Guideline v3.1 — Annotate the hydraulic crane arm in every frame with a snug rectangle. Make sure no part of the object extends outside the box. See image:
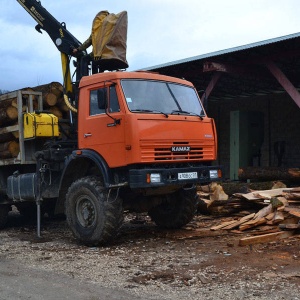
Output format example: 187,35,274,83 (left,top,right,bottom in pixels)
17,0,129,104
17,0,82,55
17,0,86,98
